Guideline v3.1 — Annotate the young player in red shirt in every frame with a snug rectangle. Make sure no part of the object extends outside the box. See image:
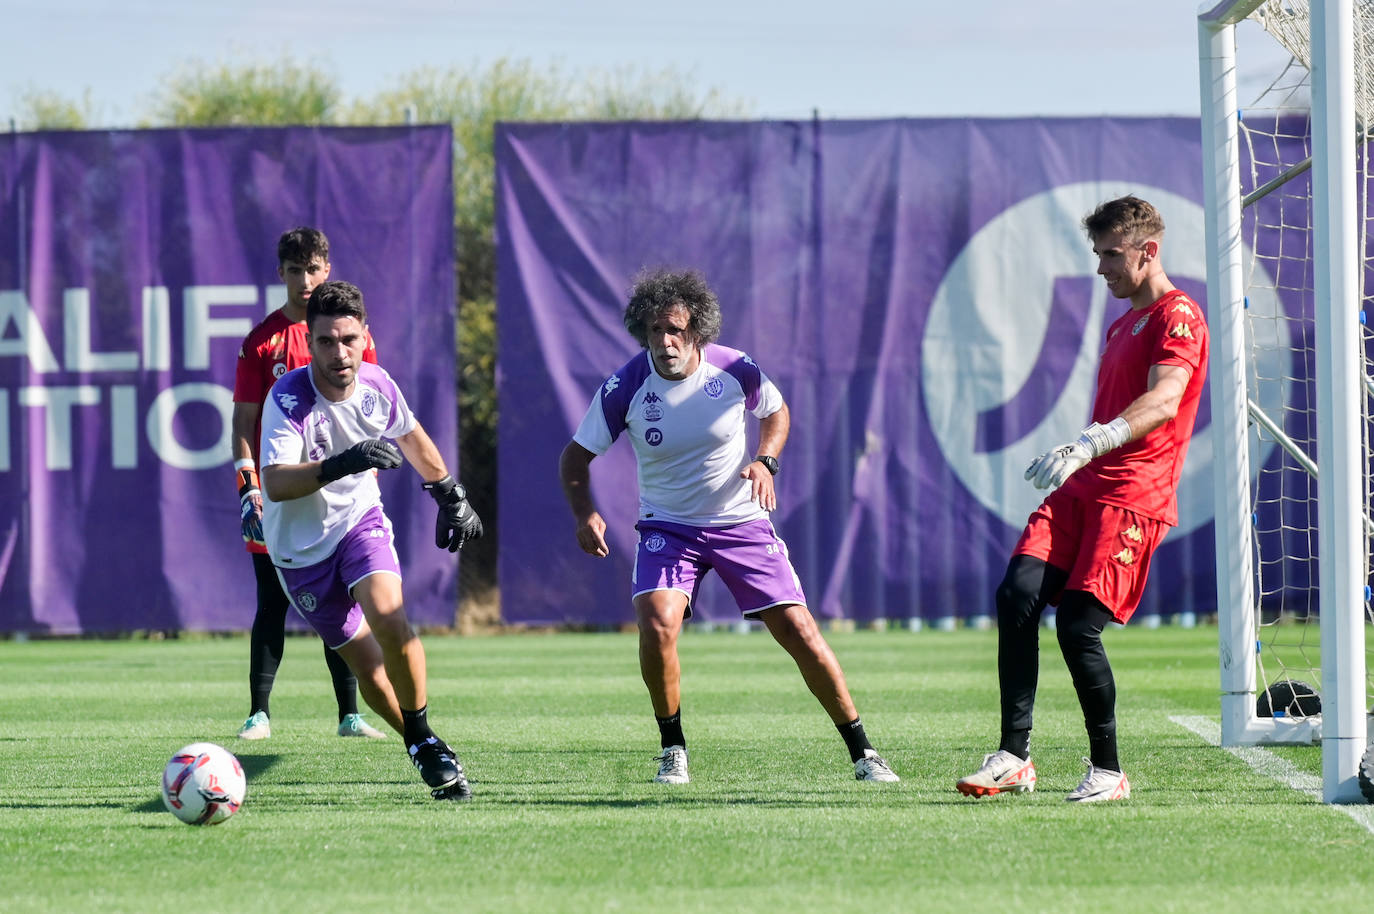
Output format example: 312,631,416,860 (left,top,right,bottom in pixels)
956,196,1209,802
231,226,384,741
